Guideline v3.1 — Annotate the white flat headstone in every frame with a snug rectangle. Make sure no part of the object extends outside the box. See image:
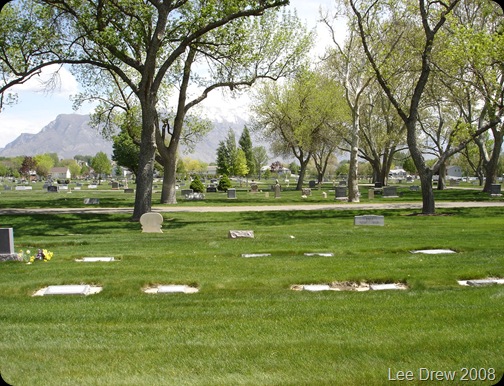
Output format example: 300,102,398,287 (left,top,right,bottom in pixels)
354,215,384,226
369,283,406,290
78,257,115,262
304,253,334,257
410,249,456,254
241,253,271,258
88,184,98,189
143,285,199,294
303,284,332,291
466,279,504,286
229,230,254,238
44,285,91,295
